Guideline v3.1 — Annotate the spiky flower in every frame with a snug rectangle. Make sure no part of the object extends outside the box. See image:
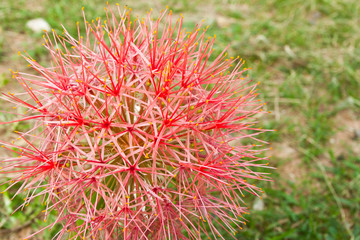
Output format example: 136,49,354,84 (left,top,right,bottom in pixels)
1,5,272,240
